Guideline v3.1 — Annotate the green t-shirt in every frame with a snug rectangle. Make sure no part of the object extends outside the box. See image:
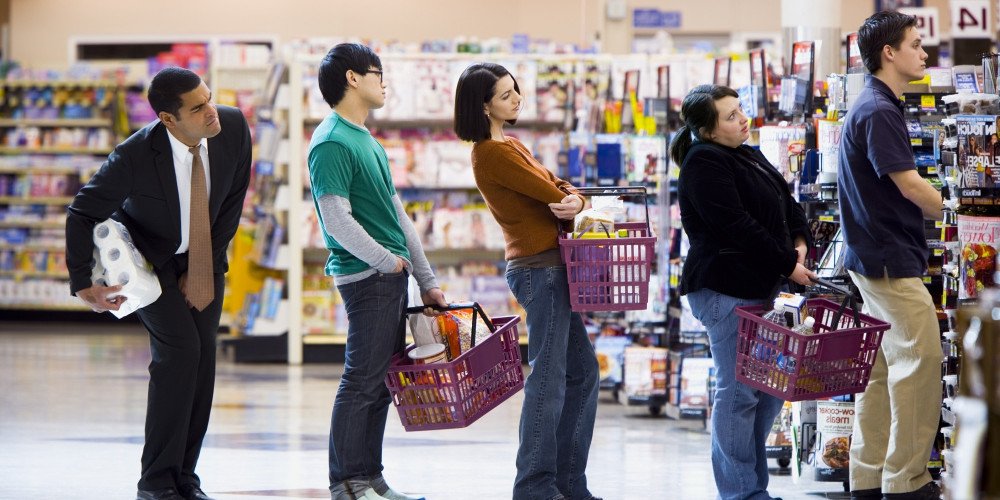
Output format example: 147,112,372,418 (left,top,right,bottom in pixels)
307,112,409,276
